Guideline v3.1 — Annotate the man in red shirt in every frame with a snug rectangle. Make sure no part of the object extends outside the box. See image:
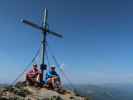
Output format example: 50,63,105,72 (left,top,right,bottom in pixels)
26,64,41,85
